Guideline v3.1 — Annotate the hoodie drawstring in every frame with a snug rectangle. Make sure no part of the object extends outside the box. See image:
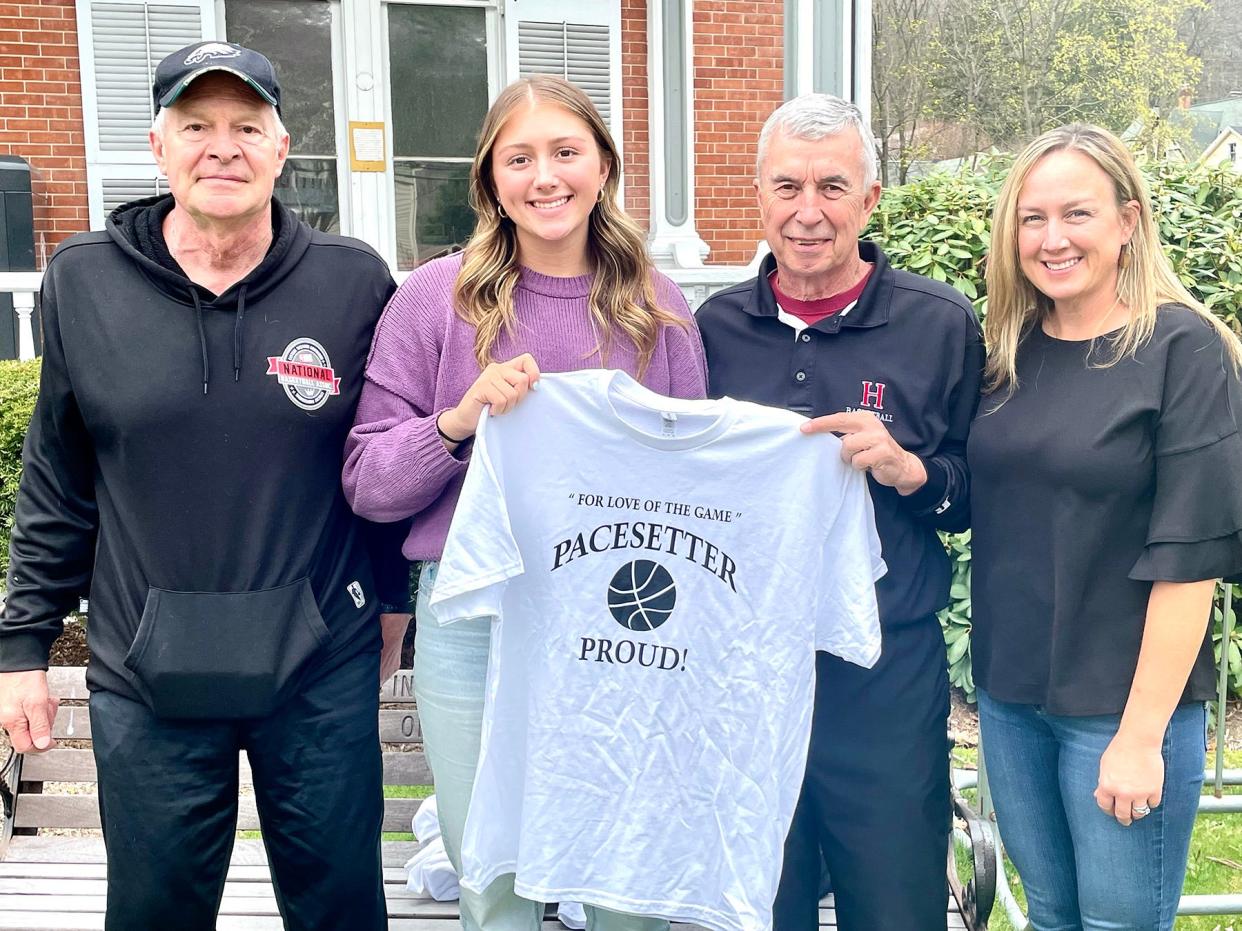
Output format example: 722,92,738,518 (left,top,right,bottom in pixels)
191,288,209,396
190,284,249,394
233,285,247,382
